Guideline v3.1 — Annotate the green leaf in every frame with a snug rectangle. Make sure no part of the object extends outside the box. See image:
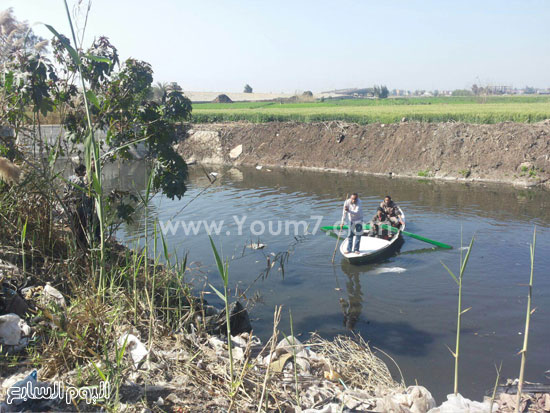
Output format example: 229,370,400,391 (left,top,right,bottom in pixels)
85,90,100,109
461,307,472,315
91,173,102,195
45,24,81,65
209,236,227,285
21,218,28,244
4,71,14,93
91,361,107,381
84,131,93,176
441,261,459,285
459,236,475,276
209,283,226,303
86,54,111,64
117,335,129,366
